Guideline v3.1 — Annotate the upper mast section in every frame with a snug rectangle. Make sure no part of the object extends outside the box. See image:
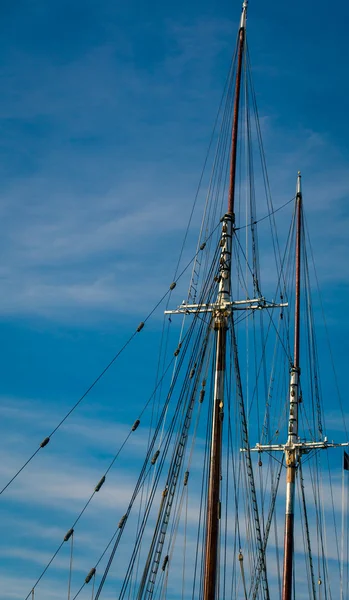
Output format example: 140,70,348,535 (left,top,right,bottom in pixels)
227,0,248,217
296,171,301,195
294,171,302,368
